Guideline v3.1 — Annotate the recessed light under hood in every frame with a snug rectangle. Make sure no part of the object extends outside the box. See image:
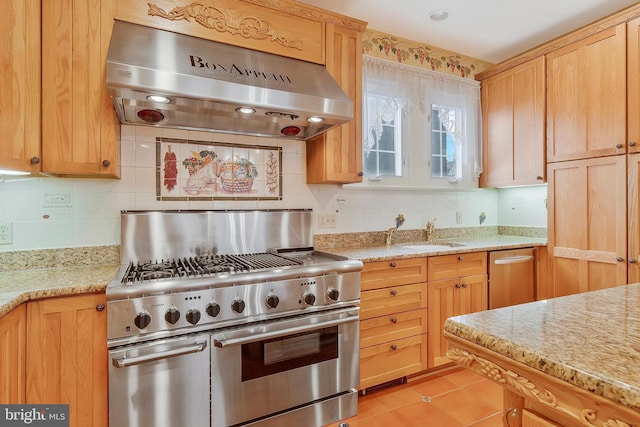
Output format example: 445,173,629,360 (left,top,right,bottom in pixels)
106,21,353,140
